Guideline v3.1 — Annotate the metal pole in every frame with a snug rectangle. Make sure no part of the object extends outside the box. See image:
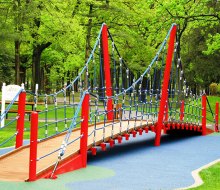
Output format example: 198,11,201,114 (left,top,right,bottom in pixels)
80,93,90,167
29,112,38,181
202,95,206,136
155,25,177,146
15,91,26,148
102,24,114,120
180,100,184,121
215,102,219,132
